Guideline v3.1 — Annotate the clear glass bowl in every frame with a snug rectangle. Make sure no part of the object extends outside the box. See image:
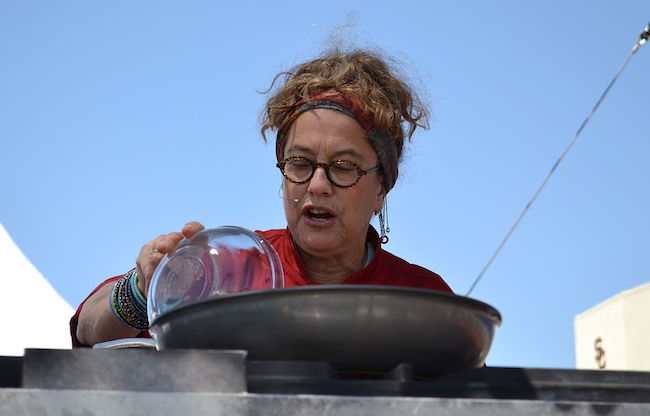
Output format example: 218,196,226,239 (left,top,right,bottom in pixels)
147,226,284,323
